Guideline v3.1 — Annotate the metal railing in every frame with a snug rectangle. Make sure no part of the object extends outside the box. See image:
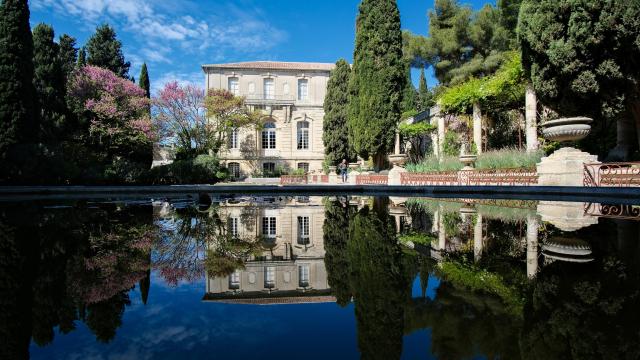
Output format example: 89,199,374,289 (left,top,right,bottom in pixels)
584,202,640,220
584,162,640,187
401,168,538,186
244,94,296,105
